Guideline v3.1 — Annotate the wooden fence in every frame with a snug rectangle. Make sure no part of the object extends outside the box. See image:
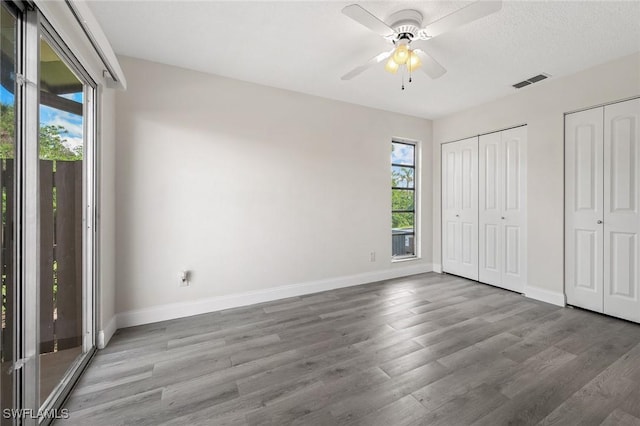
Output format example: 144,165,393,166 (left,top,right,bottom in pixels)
1,159,14,413
1,158,83,356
